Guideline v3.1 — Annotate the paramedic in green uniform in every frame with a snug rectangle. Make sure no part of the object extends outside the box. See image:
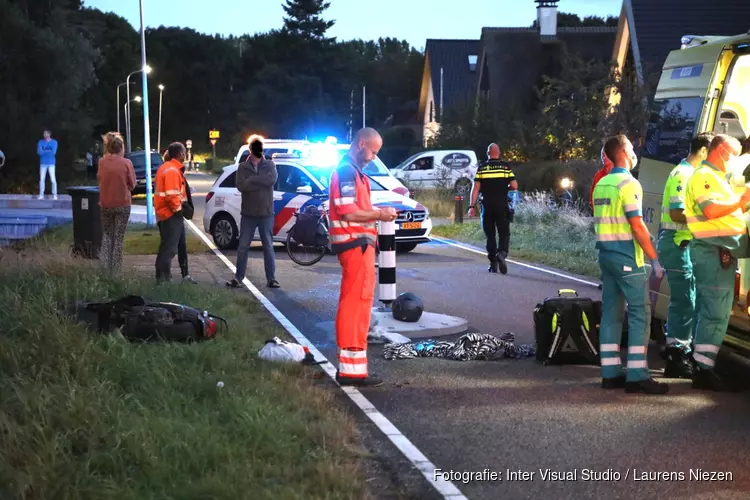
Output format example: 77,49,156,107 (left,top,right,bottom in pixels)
593,135,668,394
684,134,750,391
657,133,714,379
